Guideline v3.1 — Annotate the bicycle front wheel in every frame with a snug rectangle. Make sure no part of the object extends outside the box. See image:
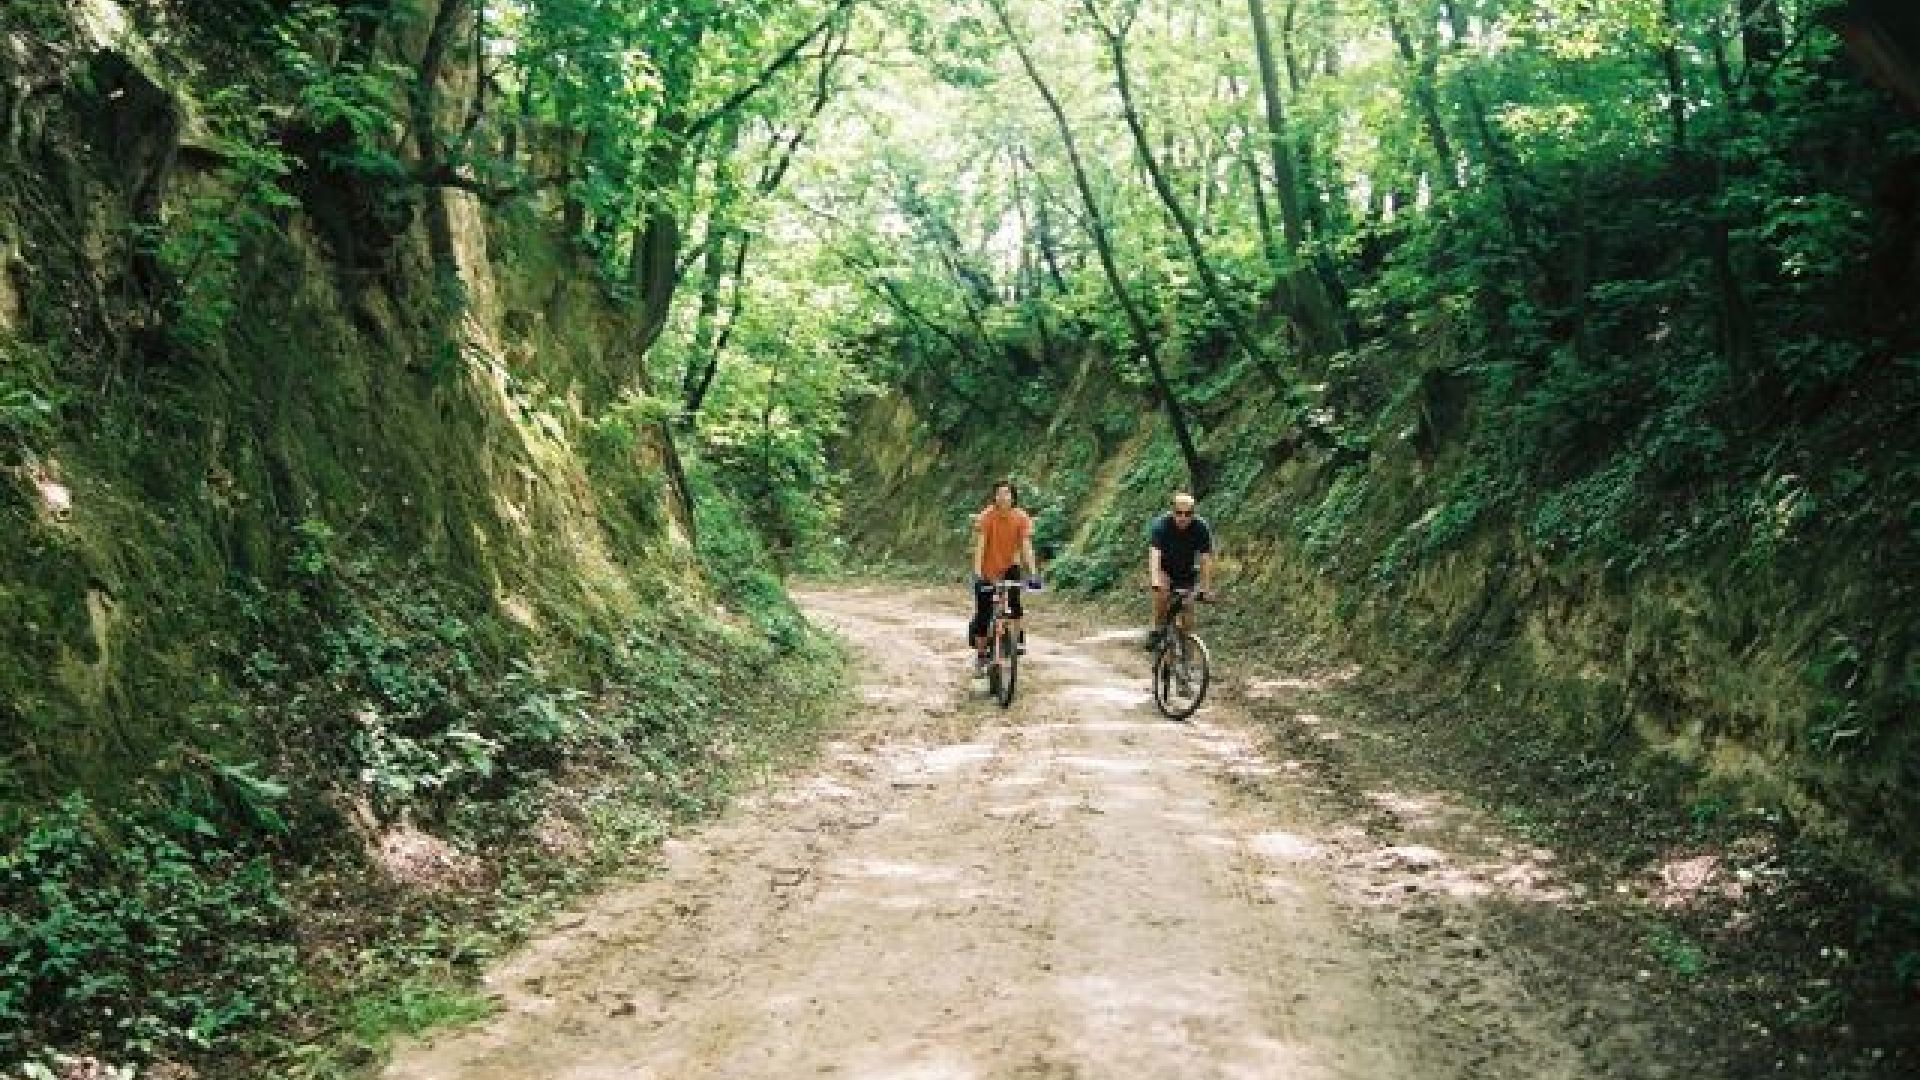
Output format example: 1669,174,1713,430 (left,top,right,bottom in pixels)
1152,632,1210,720
993,625,1019,708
